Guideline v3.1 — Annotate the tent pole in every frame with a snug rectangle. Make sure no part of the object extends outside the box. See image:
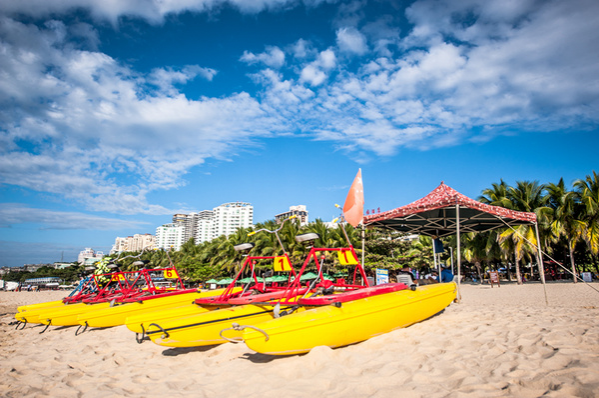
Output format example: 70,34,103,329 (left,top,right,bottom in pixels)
433,238,438,280
456,204,462,301
534,222,549,305
361,224,365,266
